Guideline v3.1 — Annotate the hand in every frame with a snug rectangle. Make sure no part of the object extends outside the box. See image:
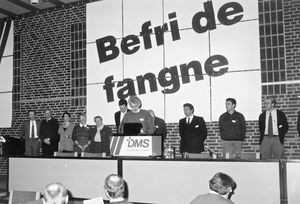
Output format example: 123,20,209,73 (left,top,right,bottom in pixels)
44,138,50,144
102,152,106,157
79,145,85,152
